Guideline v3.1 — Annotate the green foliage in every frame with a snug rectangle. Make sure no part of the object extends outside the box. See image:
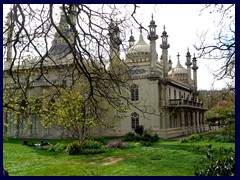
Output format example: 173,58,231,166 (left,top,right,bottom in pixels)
122,132,136,142
80,140,103,149
205,105,235,125
180,134,204,143
66,142,80,155
48,143,67,152
86,136,105,144
122,131,159,146
66,140,105,155
134,125,144,136
195,144,235,176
